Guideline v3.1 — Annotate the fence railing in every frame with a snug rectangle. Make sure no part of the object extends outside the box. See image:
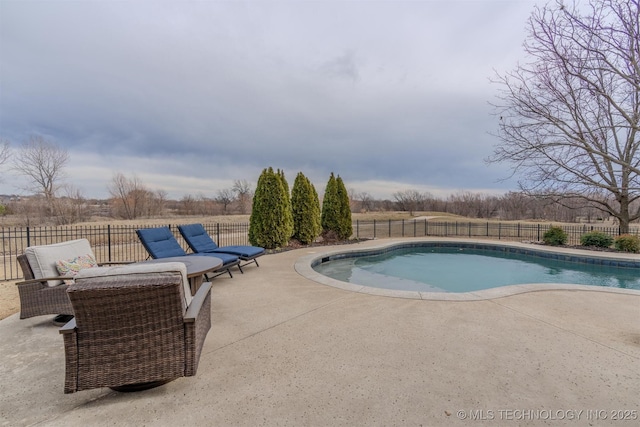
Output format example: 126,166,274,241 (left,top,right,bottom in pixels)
353,219,627,244
0,219,631,281
1,223,250,281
